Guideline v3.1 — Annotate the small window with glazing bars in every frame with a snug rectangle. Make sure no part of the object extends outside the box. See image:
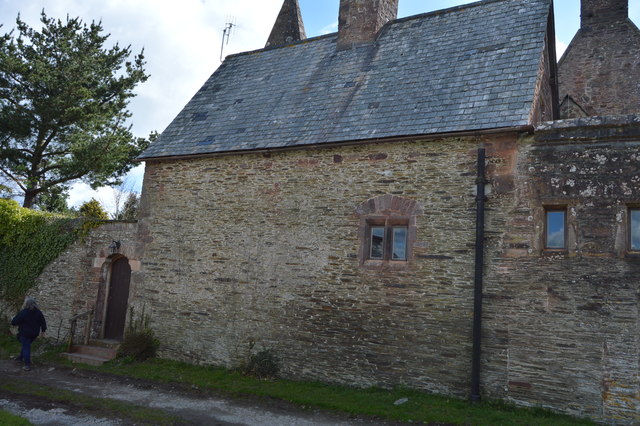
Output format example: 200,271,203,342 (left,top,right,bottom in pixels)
367,222,408,261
